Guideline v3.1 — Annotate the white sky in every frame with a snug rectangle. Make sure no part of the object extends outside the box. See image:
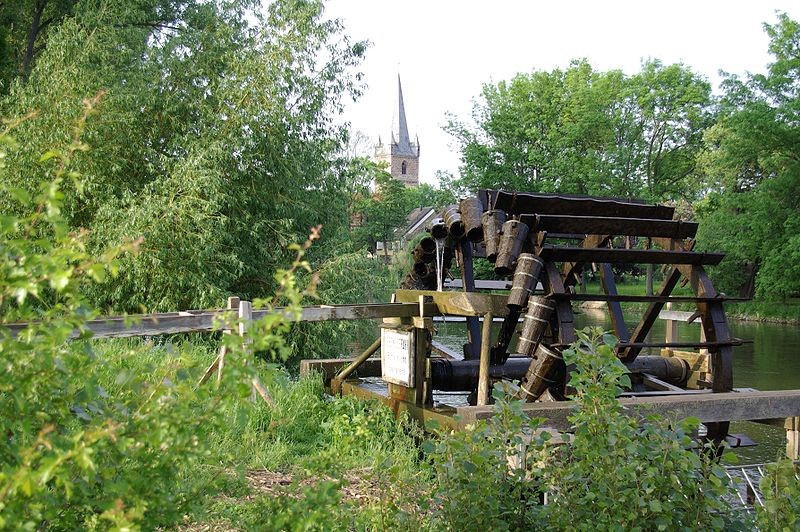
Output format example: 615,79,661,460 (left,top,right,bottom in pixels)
324,1,800,185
